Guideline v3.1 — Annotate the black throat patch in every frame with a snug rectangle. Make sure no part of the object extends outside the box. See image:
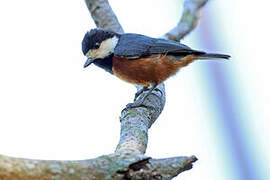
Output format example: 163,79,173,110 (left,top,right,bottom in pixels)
93,54,114,74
